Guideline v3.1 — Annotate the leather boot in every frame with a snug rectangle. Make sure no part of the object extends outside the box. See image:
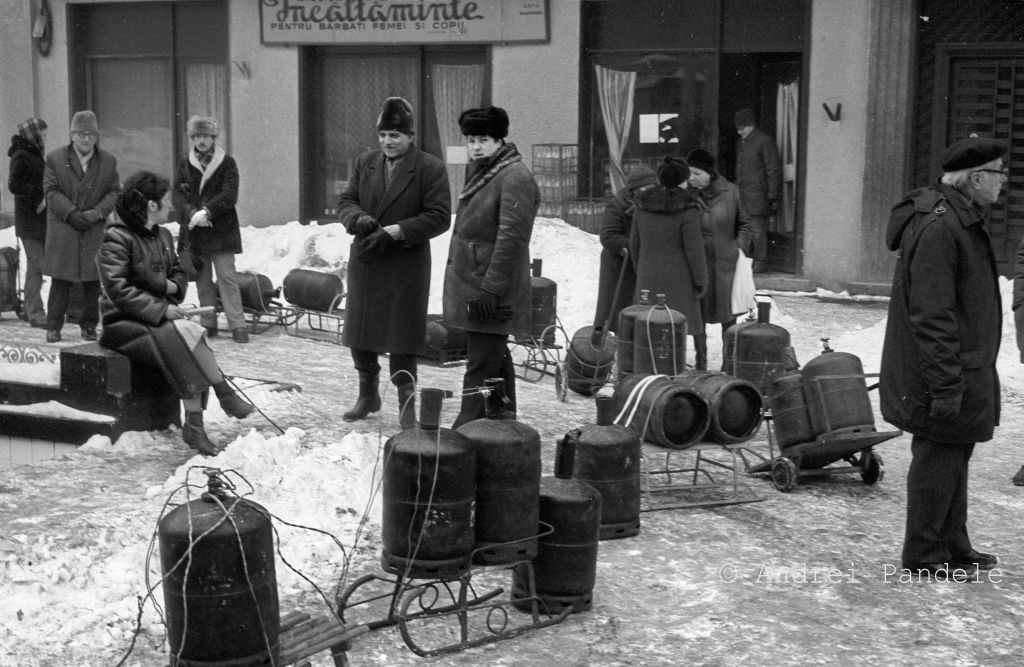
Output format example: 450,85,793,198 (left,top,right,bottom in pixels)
343,372,381,422
182,411,219,456
213,381,254,419
693,334,708,371
397,384,416,430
